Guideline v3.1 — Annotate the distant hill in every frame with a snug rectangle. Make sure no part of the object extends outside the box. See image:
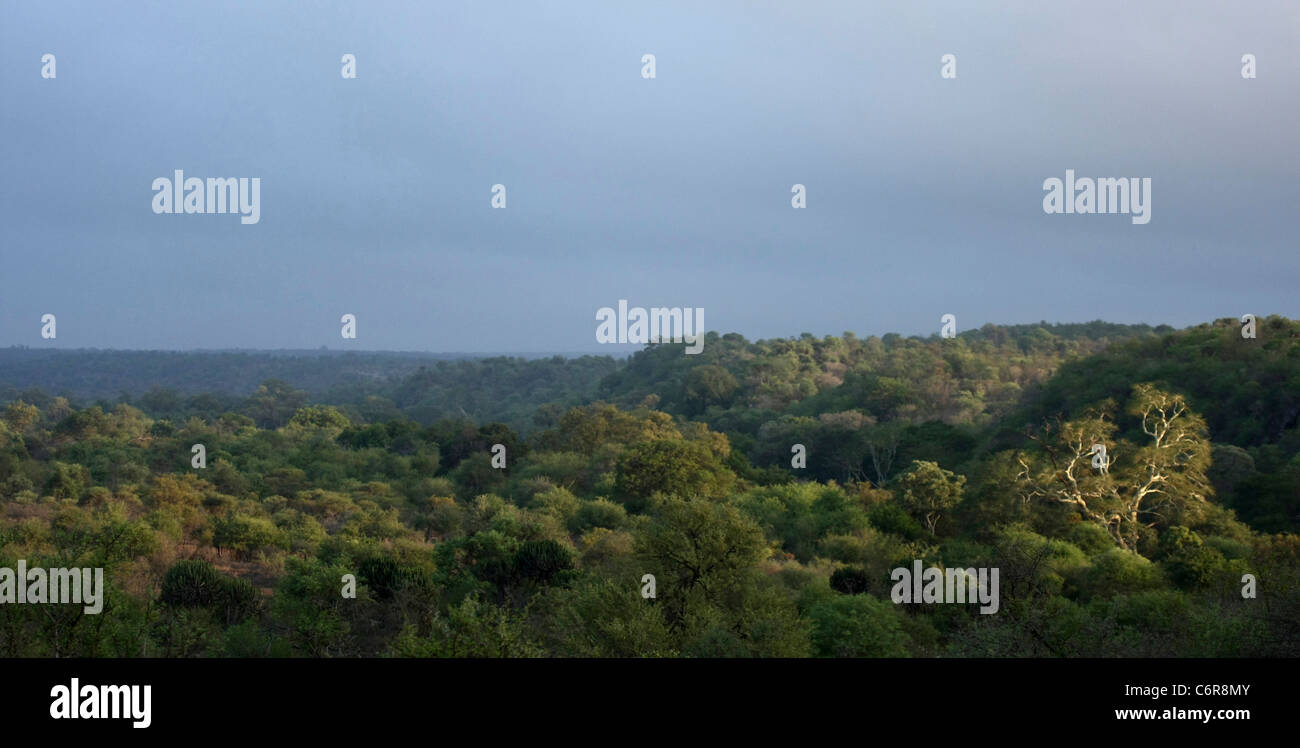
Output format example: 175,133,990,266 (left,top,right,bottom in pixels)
2,318,1295,530
0,348,606,398
0,348,470,398
0,348,622,433
1005,317,1300,446
0,322,1167,433
597,320,1167,429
